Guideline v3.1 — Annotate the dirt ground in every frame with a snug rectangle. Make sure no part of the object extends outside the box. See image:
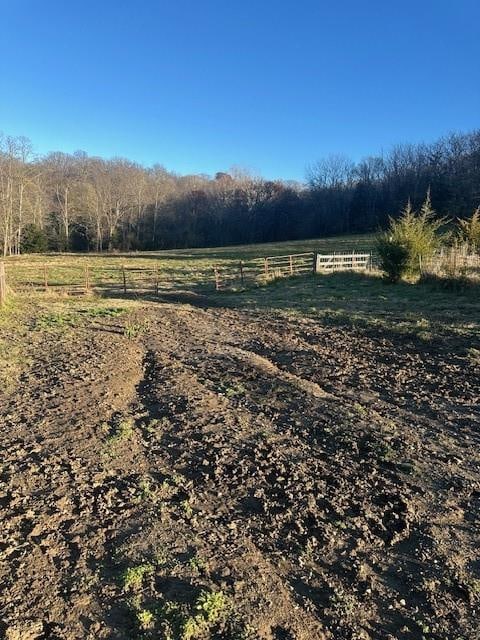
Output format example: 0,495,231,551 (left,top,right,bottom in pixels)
1,297,479,640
